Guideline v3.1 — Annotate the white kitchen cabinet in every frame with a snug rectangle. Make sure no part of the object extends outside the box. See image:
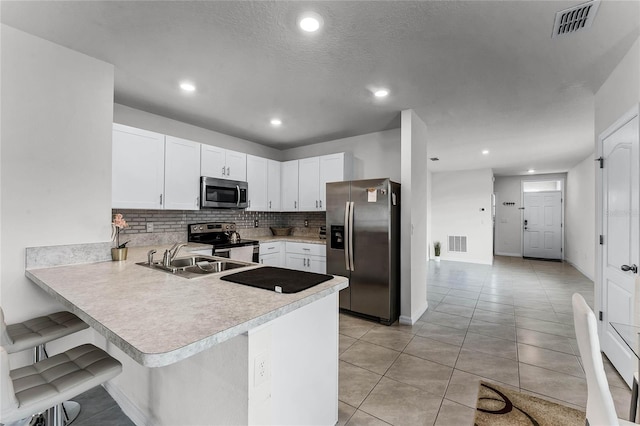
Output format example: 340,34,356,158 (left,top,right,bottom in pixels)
201,145,247,181
298,157,320,211
281,160,299,211
246,155,268,211
259,241,284,266
297,153,350,211
267,160,281,211
319,153,349,211
112,123,165,209
164,136,201,210
285,242,326,274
